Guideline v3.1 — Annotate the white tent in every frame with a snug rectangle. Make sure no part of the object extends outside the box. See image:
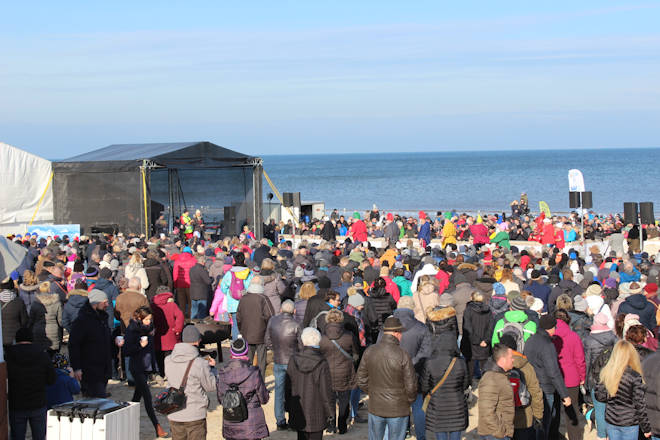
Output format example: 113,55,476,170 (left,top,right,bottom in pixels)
0,142,54,235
